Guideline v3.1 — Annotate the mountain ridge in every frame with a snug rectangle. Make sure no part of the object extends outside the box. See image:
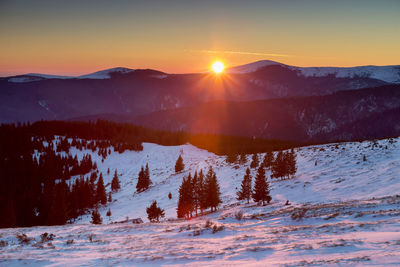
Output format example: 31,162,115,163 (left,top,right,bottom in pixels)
3,60,400,83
